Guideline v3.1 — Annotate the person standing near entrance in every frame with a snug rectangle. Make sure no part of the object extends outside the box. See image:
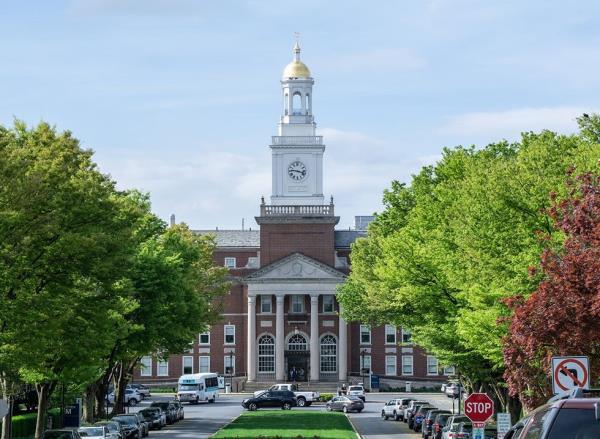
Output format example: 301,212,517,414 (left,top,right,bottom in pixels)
290,366,297,383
